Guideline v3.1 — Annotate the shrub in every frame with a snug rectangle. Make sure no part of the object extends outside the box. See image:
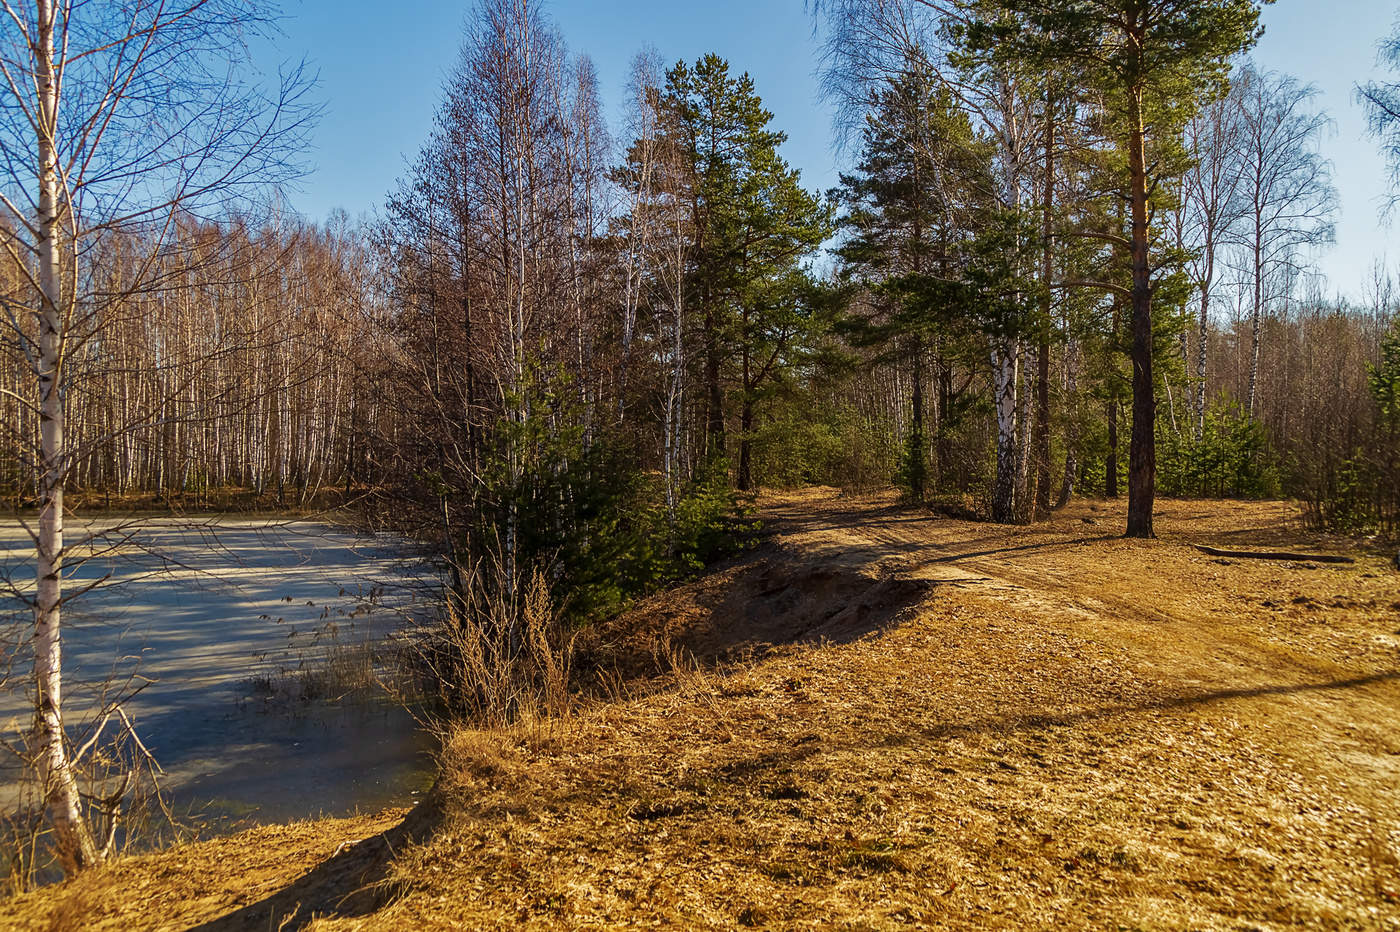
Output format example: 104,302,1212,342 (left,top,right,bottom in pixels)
1158,396,1280,499
749,404,898,492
